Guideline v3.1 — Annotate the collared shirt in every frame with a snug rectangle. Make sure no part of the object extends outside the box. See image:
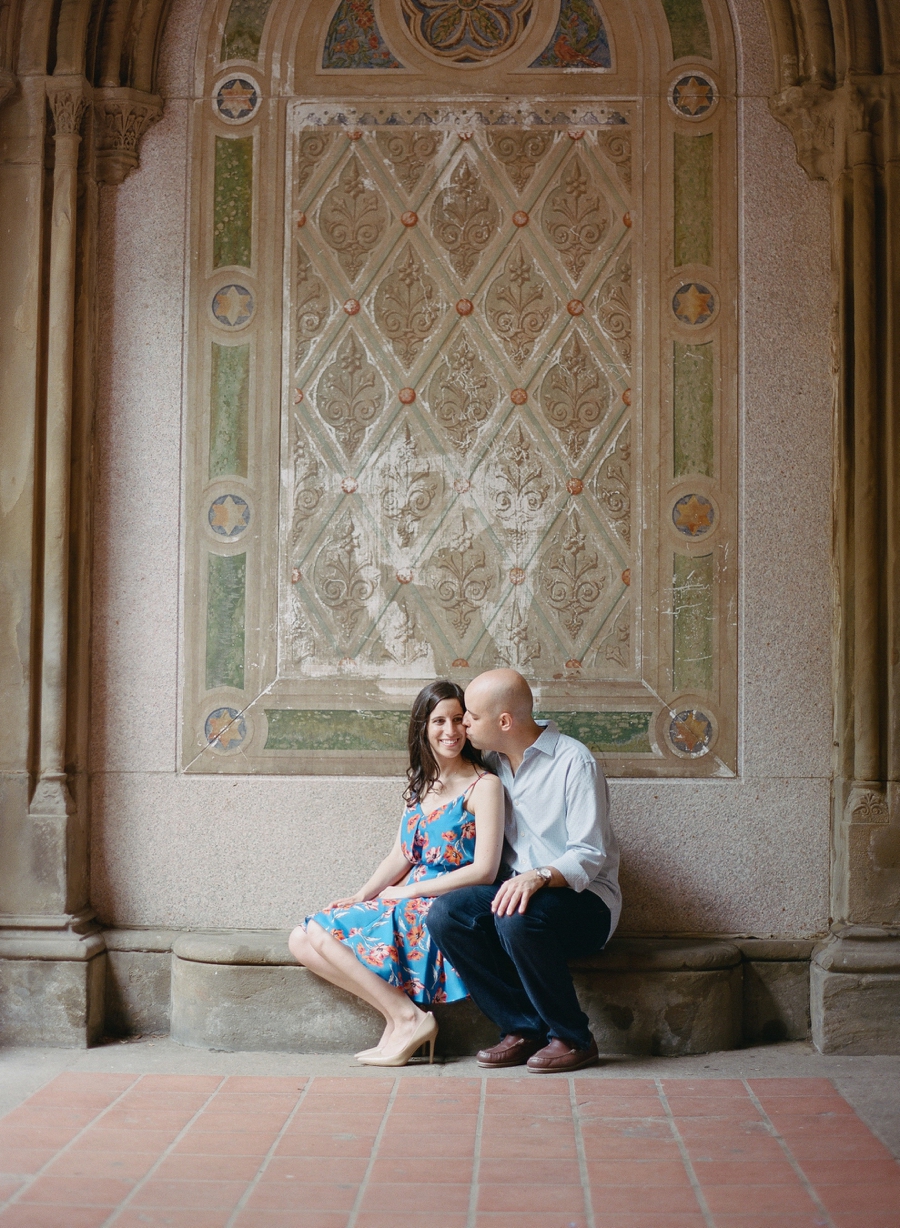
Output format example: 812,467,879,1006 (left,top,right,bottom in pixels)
484,721,621,933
